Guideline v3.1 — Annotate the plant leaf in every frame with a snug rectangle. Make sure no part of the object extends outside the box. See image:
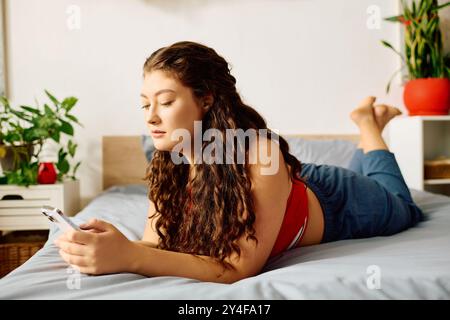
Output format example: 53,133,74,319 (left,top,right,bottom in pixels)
385,66,405,94
59,120,74,136
44,104,54,116
23,128,48,142
45,90,60,108
403,0,412,21
65,114,81,125
68,140,77,157
56,159,70,174
62,97,78,112
72,161,81,177
51,130,60,143
4,132,21,143
384,14,403,22
381,40,406,64
10,109,32,122
432,1,450,12
20,105,41,115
